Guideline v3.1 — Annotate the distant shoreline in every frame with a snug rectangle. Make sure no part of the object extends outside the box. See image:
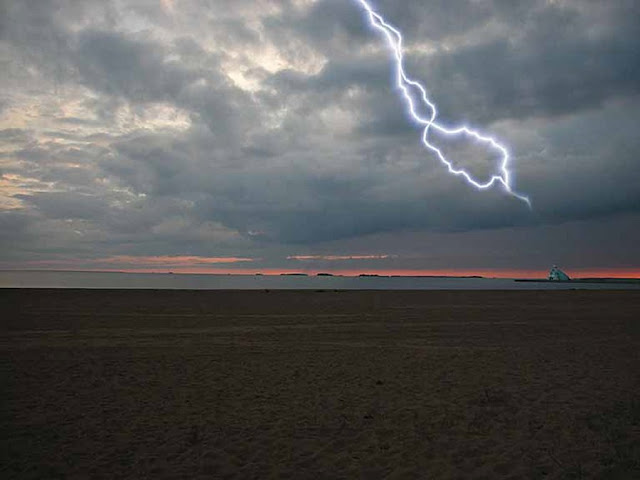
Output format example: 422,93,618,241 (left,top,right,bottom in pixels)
515,278,640,285
0,269,490,279
1,269,487,278
1,269,638,281
2,270,640,290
